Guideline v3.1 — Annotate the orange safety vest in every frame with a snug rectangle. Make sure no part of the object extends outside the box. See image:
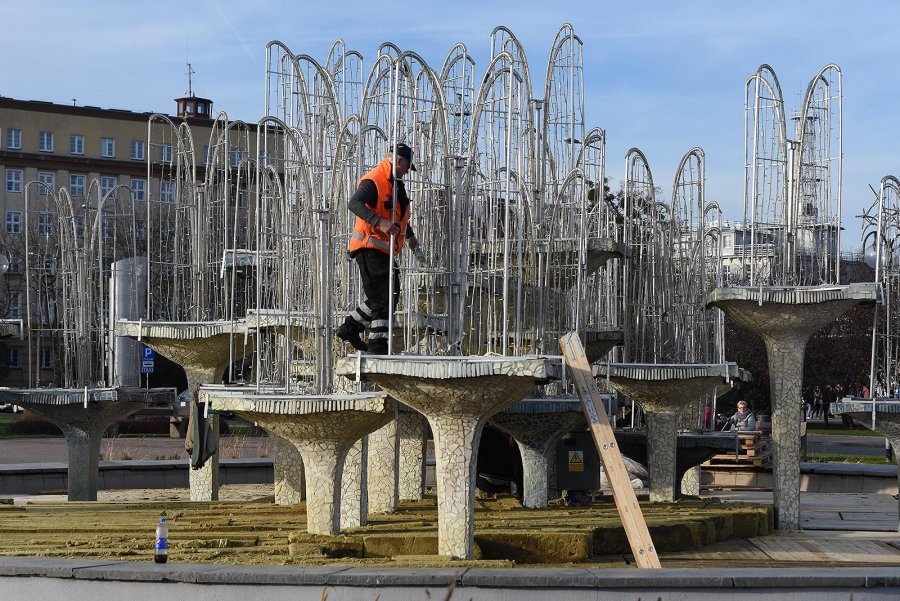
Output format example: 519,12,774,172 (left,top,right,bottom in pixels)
349,158,409,256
